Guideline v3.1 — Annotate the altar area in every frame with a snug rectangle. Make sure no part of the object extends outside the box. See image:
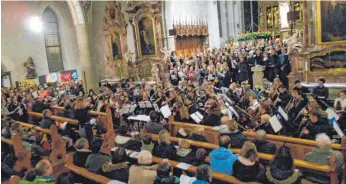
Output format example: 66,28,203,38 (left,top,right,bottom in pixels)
258,1,346,92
